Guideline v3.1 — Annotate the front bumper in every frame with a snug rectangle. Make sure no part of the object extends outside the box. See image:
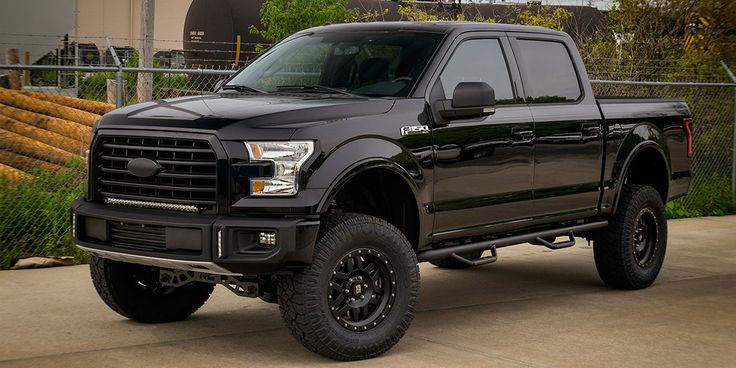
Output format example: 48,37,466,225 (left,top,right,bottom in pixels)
71,199,319,275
